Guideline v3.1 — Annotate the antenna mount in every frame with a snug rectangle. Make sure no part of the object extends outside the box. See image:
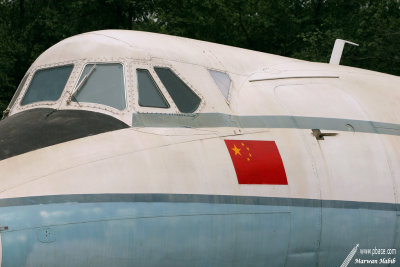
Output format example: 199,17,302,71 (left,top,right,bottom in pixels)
329,39,359,65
